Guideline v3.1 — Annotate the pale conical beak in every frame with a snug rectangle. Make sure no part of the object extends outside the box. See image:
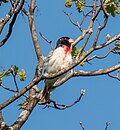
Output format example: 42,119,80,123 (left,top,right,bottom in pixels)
68,38,74,44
